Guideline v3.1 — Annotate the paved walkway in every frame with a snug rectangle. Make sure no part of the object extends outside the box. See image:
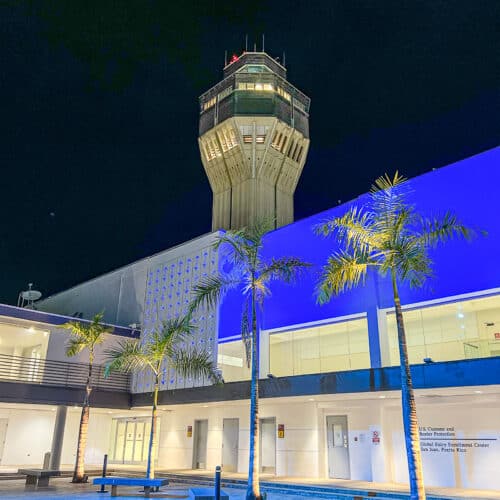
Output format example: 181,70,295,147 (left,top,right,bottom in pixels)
0,467,499,499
